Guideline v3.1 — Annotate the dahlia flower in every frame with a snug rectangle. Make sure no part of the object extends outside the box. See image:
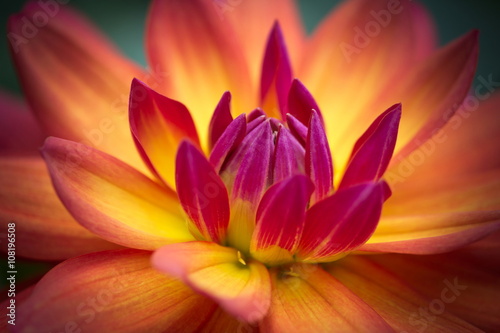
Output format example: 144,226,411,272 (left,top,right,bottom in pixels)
1,0,500,332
